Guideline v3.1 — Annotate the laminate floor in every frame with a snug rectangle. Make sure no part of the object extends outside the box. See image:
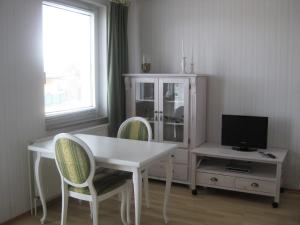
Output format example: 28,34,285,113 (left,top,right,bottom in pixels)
8,181,300,225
